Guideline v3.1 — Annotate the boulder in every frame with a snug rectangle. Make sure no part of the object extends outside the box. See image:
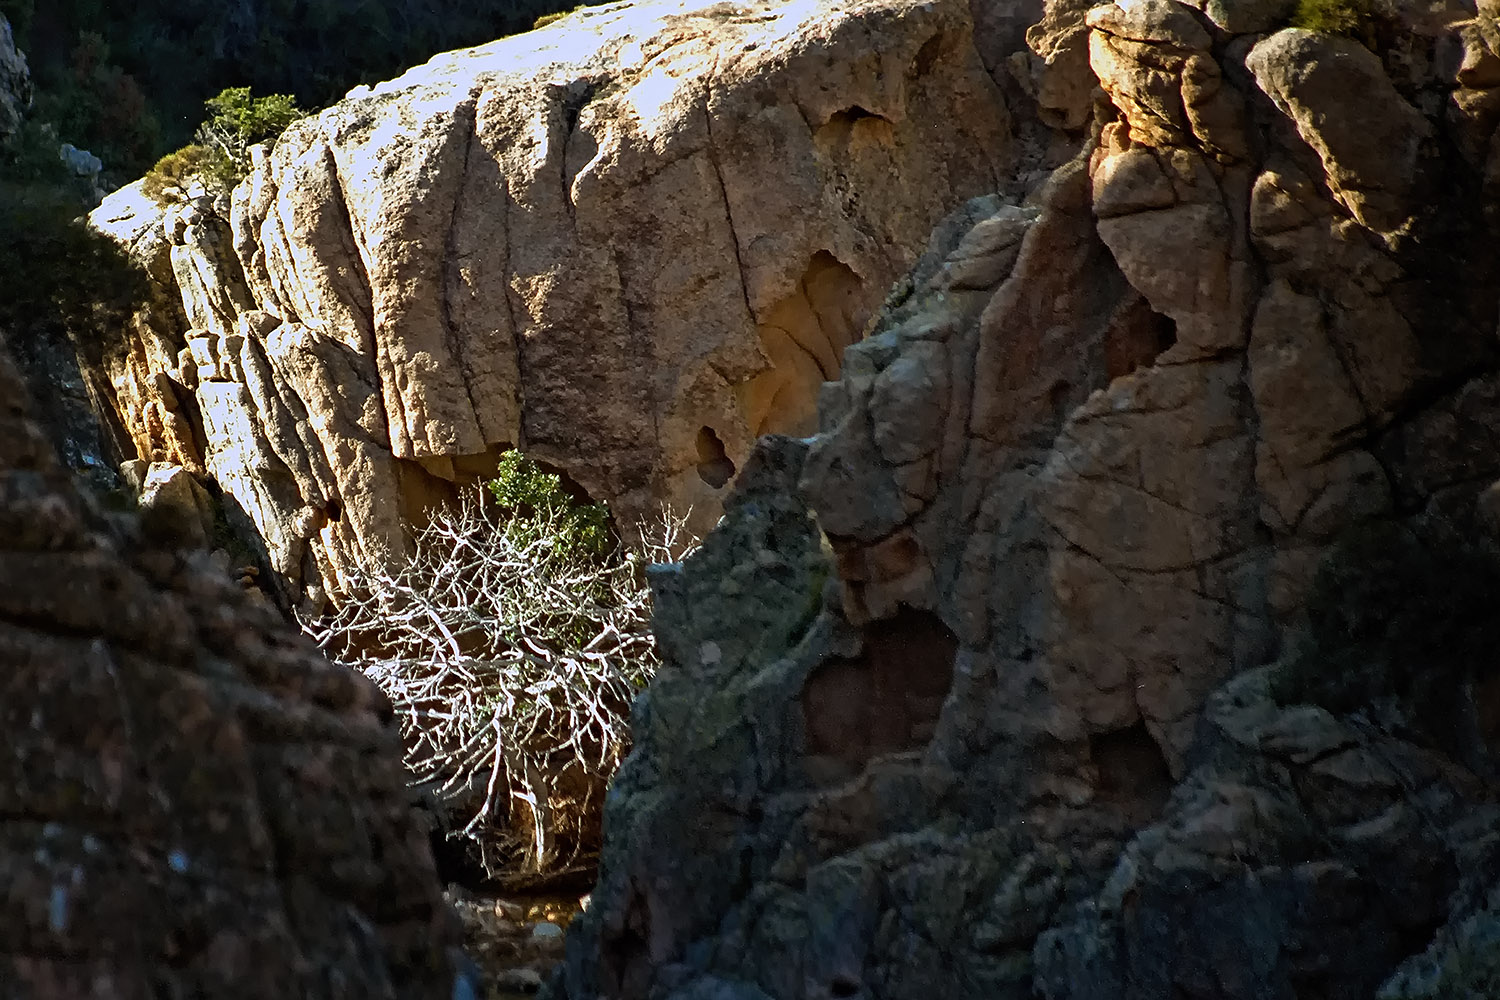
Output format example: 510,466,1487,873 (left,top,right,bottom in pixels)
137,462,216,549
